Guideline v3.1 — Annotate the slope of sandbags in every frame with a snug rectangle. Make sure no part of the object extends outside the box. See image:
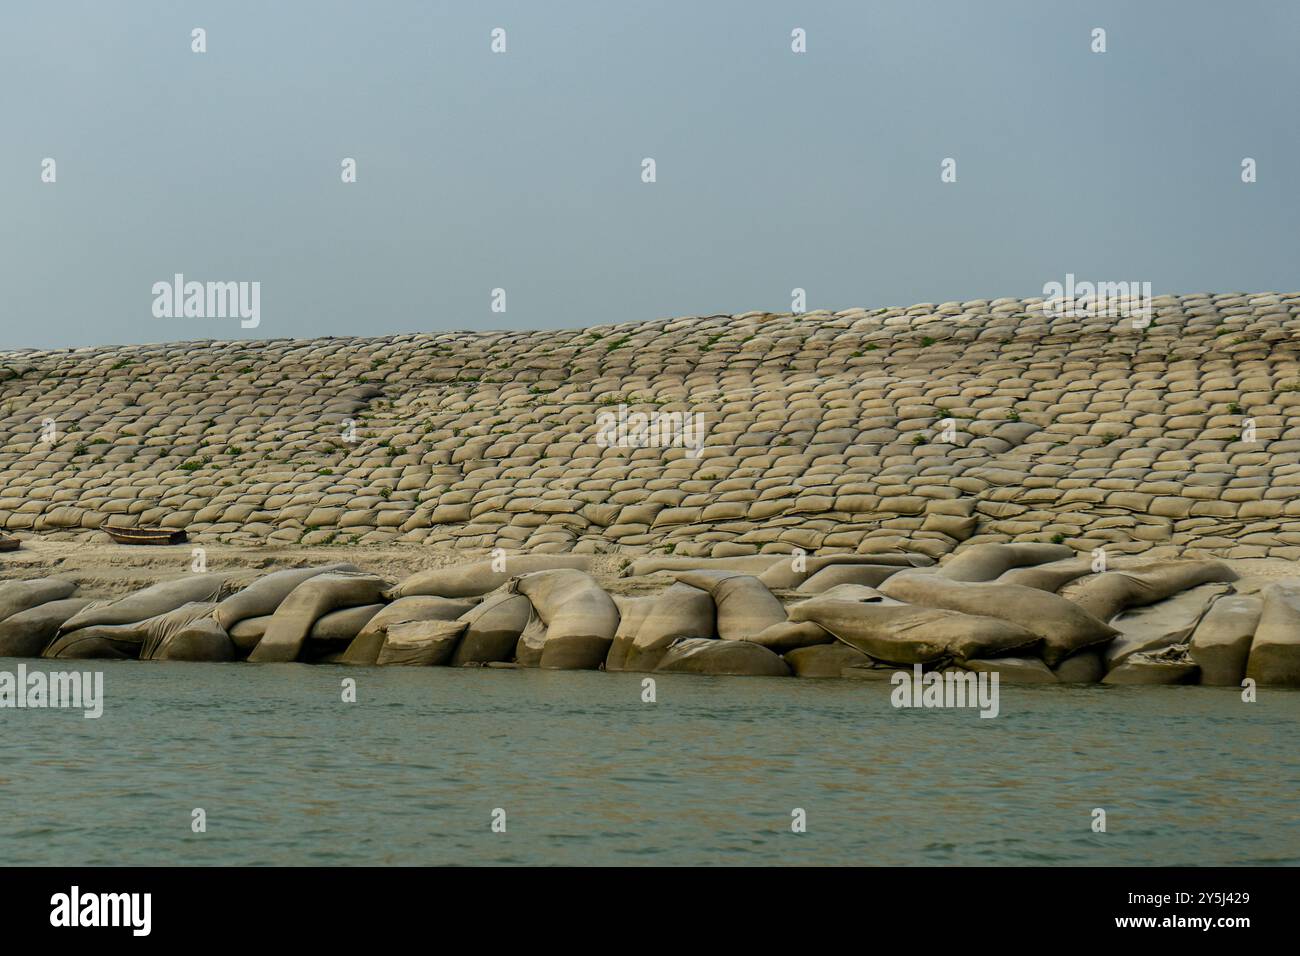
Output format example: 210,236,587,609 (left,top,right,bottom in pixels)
451,592,532,666
1189,595,1262,686
377,620,468,666
341,596,475,665
386,555,592,600
655,638,790,677
1068,561,1238,623
510,570,619,669
0,578,80,623
1245,581,1300,687
878,575,1114,666
214,563,357,631
0,598,93,657
59,574,240,634
673,571,785,641
788,597,1039,664
248,572,388,663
